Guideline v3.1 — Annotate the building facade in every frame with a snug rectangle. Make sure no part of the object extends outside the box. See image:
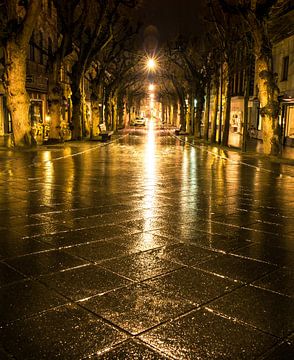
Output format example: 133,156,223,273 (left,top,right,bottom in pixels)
273,34,294,146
